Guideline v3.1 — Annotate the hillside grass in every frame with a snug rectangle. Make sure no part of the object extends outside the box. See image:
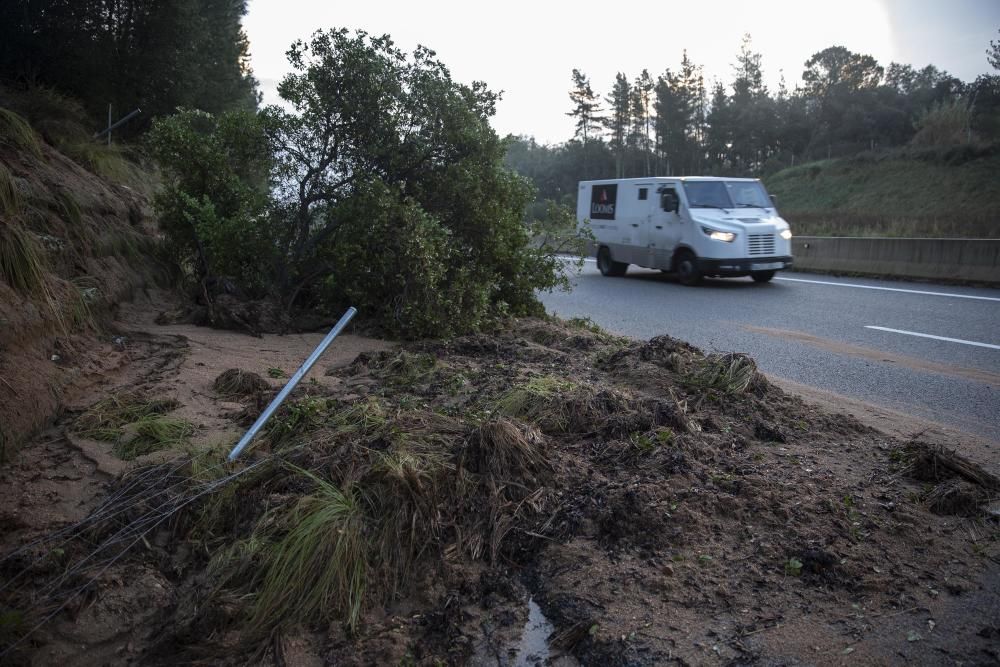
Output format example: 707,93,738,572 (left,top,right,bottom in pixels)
765,145,1000,238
